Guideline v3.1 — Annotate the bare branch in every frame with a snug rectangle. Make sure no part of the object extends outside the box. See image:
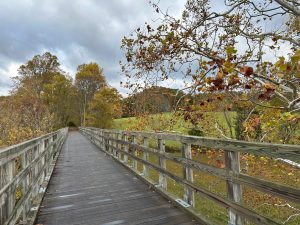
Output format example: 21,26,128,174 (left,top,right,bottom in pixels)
249,99,285,109
215,122,232,139
288,97,300,110
274,0,300,16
